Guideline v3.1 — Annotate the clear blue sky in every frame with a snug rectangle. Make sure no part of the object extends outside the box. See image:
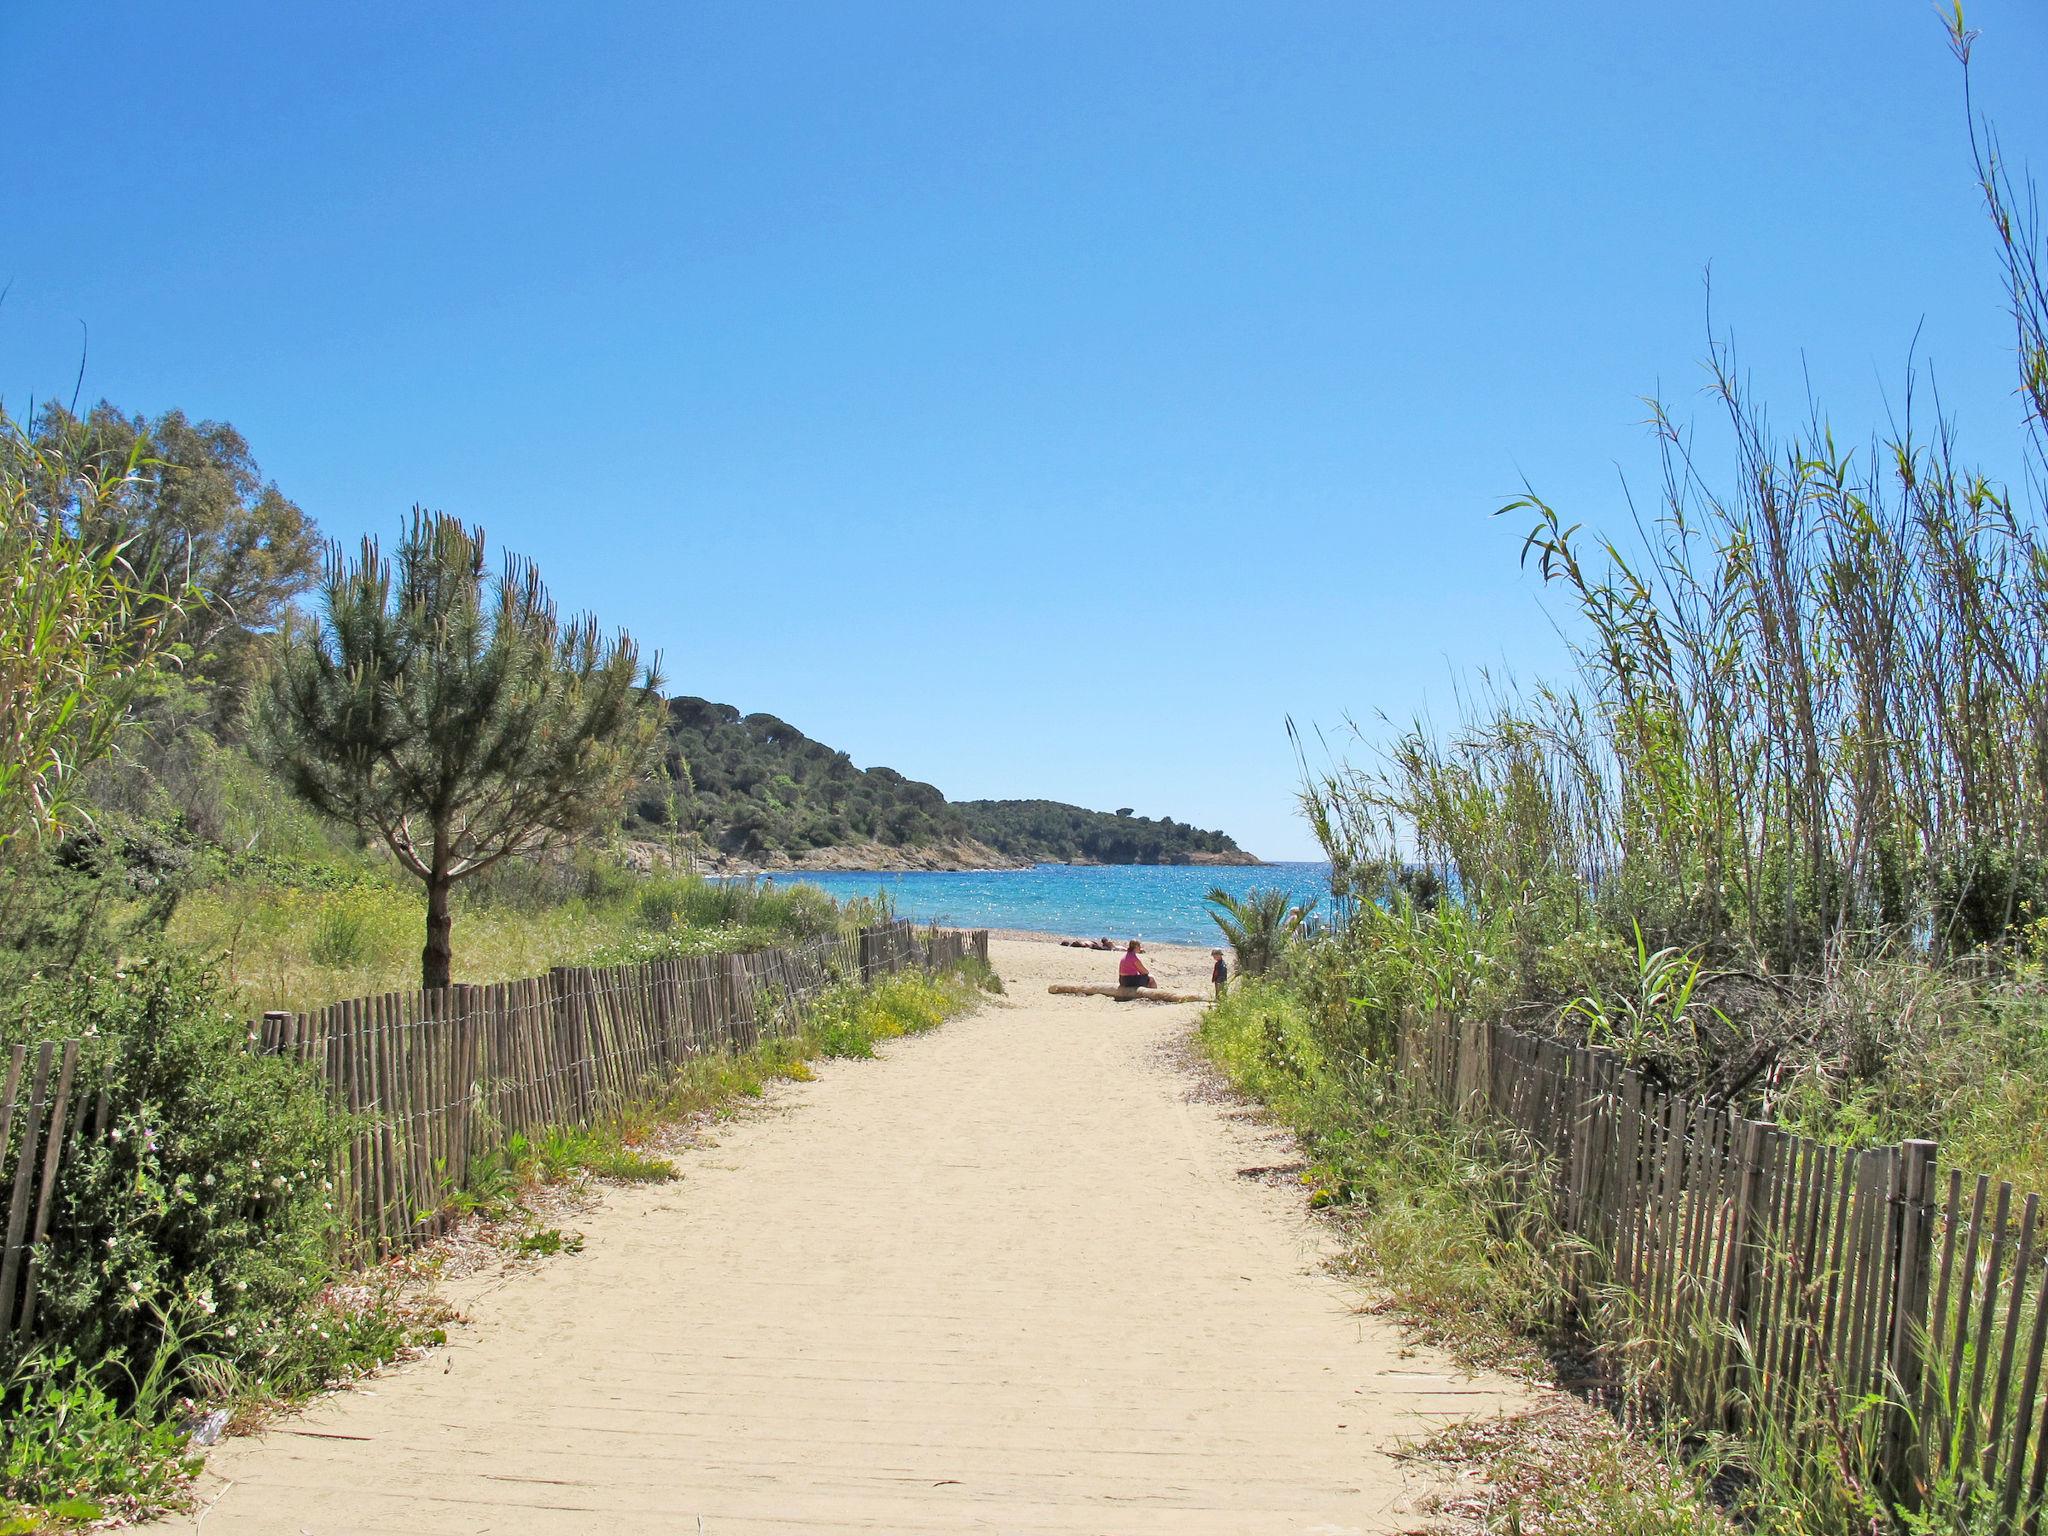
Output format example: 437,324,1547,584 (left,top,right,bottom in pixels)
5,3,2045,859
